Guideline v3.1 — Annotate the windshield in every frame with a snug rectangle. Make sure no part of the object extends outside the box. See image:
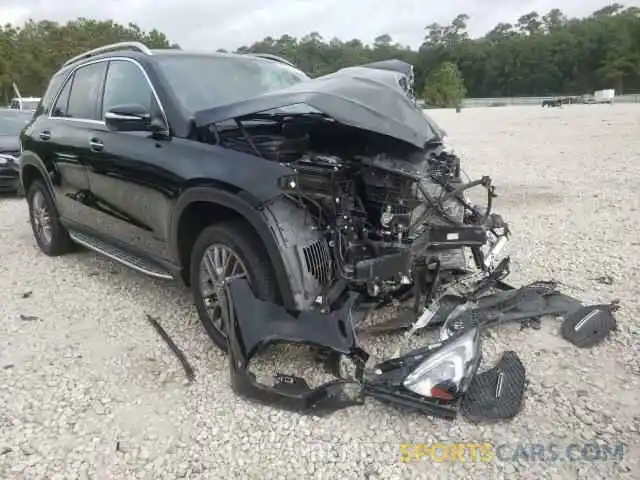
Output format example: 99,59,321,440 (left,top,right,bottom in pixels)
0,112,31,135
155,54,310,112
